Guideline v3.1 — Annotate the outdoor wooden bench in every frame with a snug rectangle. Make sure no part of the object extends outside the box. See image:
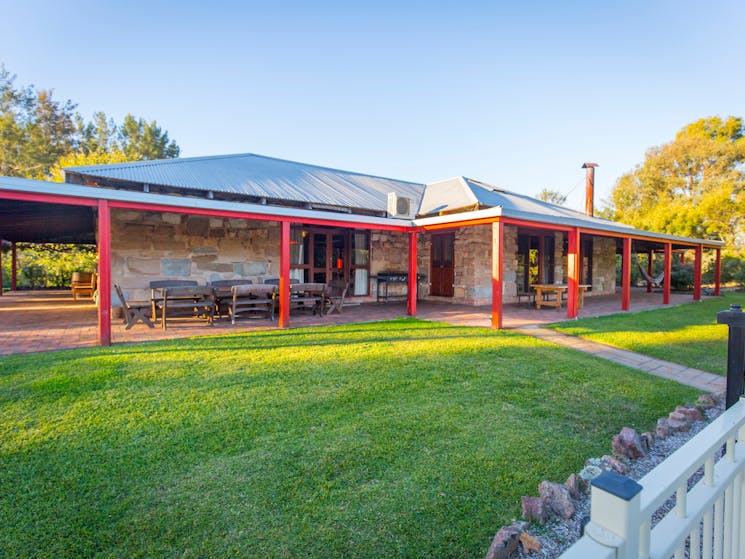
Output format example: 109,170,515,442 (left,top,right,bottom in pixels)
229,284,276,324
154,286,215,330
209,279,254,317
290,283,327,315
114,283,154,330
149,280,199,321
71,271,97,301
